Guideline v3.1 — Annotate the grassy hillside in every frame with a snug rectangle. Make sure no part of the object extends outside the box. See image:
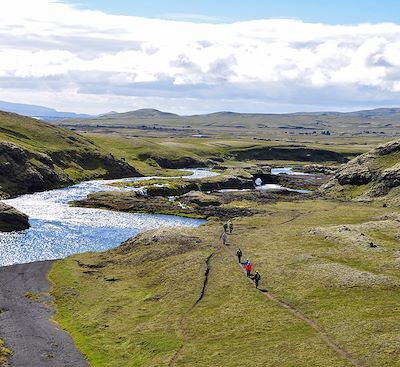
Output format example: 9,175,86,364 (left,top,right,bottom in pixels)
87,133,361,176
323,139,400,205
0,111,139,197
0,111,98,153
50,199,400,366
